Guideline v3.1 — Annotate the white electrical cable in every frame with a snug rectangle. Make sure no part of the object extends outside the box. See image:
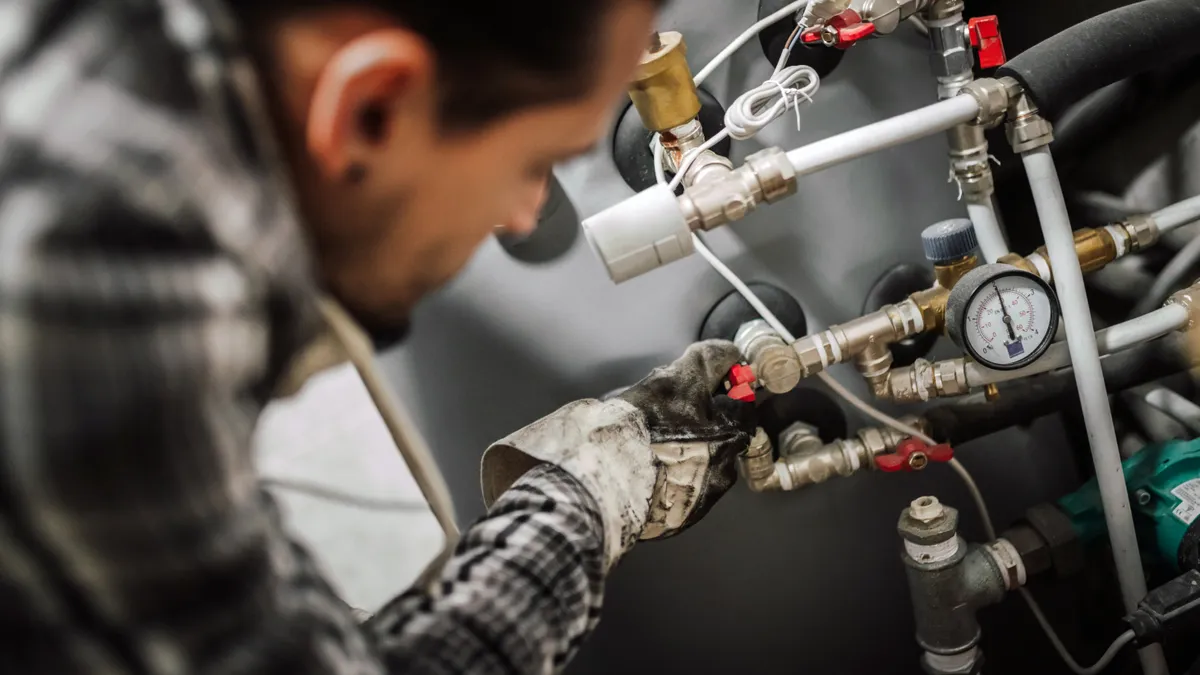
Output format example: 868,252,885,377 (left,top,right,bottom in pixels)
692,1,809,87
1153,193,1200,234
1018,591,1138,675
